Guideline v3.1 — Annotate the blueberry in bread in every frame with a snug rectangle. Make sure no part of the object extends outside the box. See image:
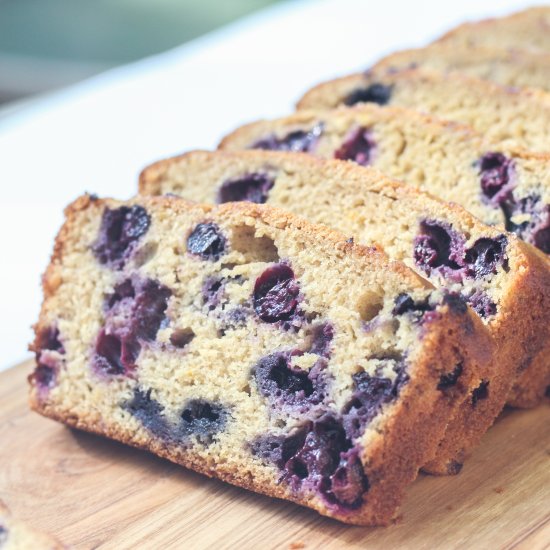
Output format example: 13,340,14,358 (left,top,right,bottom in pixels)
434,7,550,53
297,67,550,153
30,195,489,525
369,44,550,92
0,501,64,550
139,150,550,471
218,106,550,407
